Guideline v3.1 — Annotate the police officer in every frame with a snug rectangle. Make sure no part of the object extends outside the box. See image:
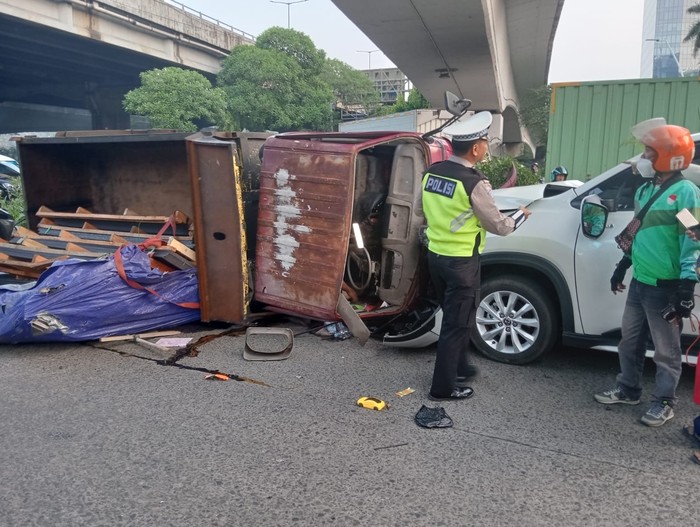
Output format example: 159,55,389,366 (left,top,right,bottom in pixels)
420,112,531,400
